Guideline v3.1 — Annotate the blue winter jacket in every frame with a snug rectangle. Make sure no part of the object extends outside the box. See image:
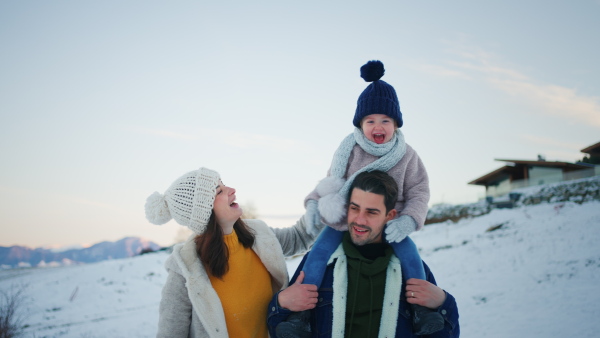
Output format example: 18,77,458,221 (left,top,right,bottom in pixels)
267,252,460,337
